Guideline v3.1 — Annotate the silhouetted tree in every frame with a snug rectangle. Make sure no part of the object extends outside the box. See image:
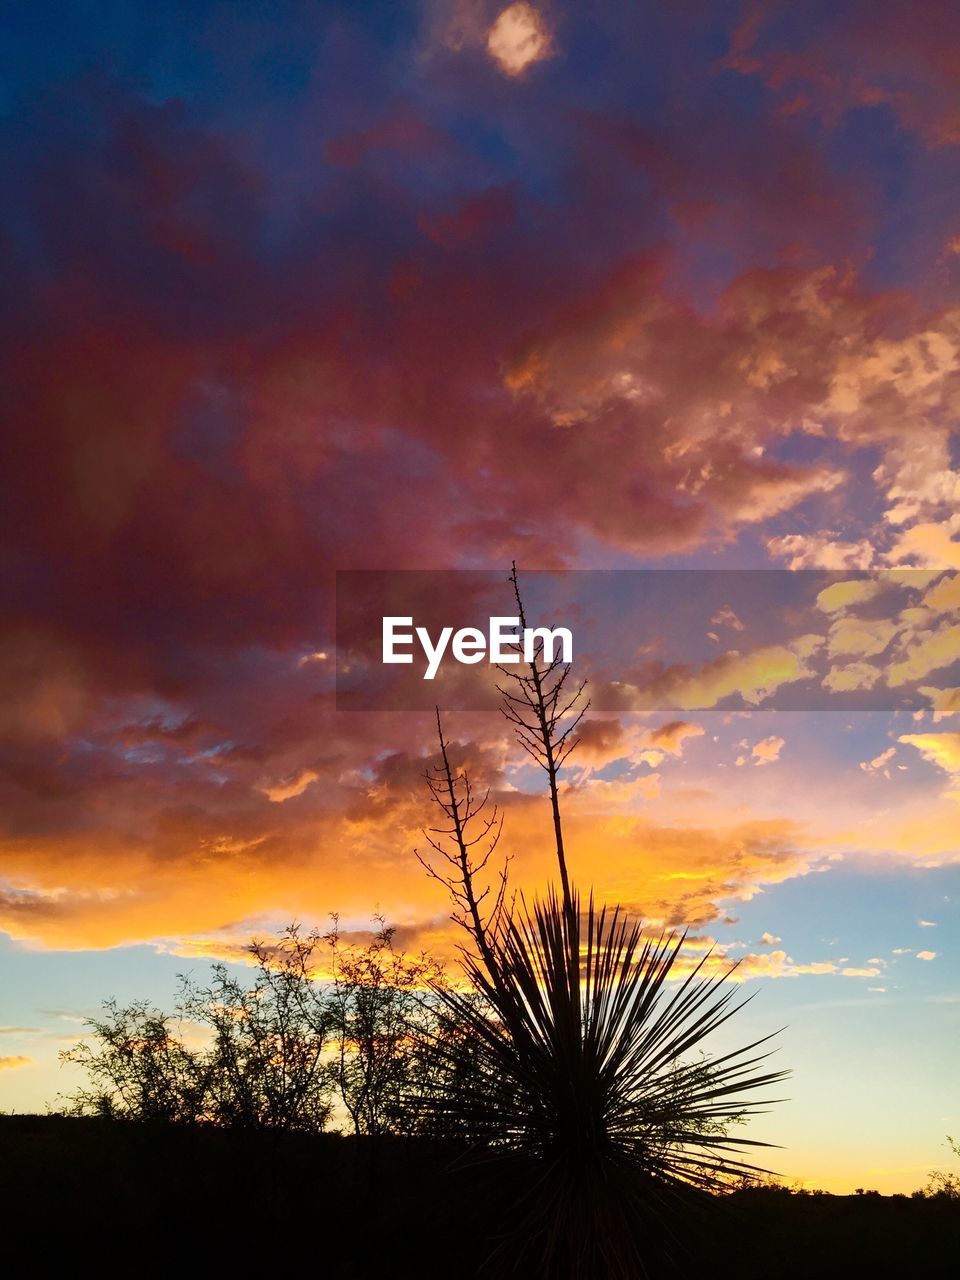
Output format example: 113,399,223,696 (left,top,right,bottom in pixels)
62,921,441,1138
61,998,208,1124
180,925,332,1132
325,915,443,1136
920,1136,960,1199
